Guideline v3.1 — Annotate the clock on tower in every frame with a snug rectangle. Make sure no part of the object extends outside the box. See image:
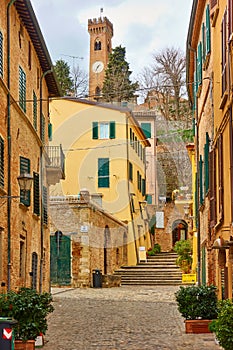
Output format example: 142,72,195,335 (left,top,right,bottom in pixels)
88,16,113,100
